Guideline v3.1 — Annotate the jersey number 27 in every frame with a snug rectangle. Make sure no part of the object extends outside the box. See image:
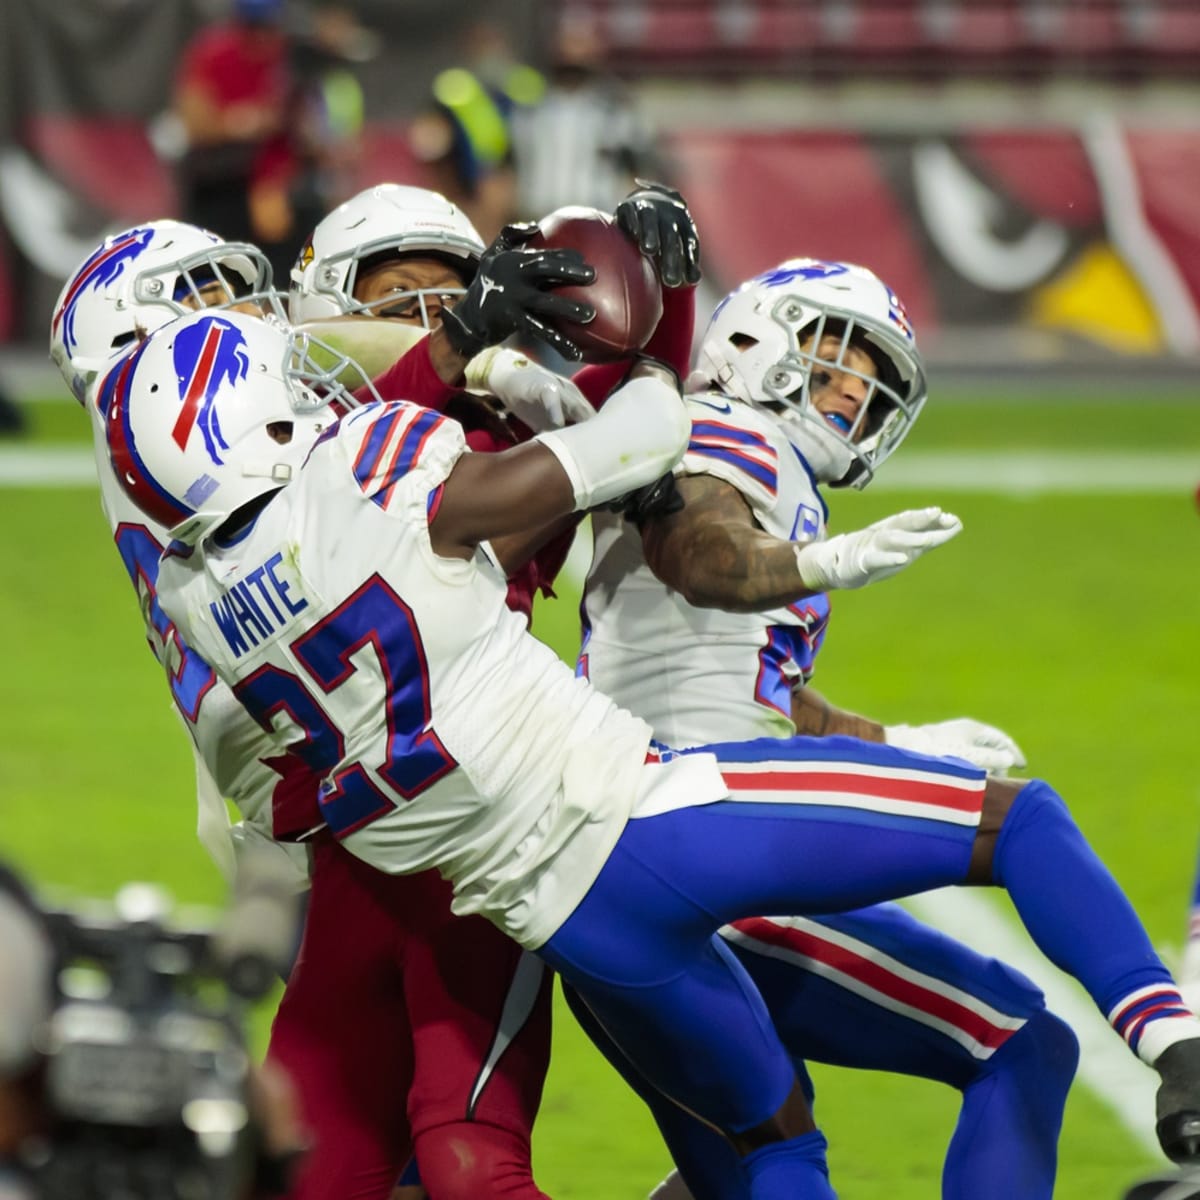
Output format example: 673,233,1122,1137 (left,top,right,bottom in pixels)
235,575,457,837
